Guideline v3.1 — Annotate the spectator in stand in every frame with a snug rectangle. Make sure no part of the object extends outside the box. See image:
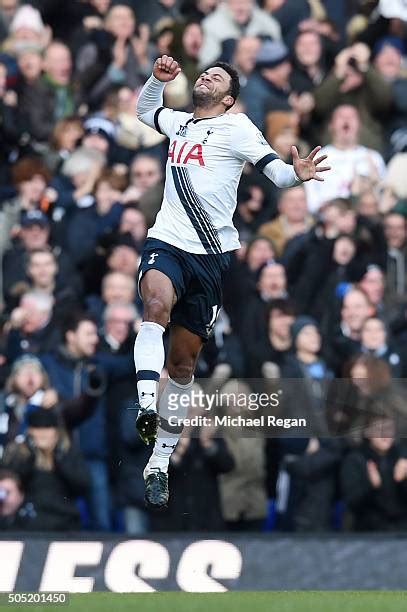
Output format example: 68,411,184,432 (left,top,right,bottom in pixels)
223,236,275,331
290,28,327,95
218,379,268,530
258,185,313,257
5,290,60,362
281,316,333,433
75,3,151,109
373,37,407,159
231,35,261,85
65,168,126,265
81,115,117,162
16,47,42,84
122,154,164,226
233,183,267,239
0,354,57,453
360,317,403,378
132,0,180,29
242,261,288,348
118,206,147,251
2,4,51,57
2,407,90,531
299,233,357,322
52,147,105,214
20,41,79,143
341,416,407,531
0,0,20,43
2,210,78,307
325,287,375,374
24,247,81,318
0,59,22,187
275,435,341,532
264,108,308,163
242,40,292,130
40,312,111,530
0,353,98,453
304,104,386,214
44,116,84,172
313,42,393,153
105,234,139,278
256,262,288,301
384,211,407,303
168,20,203,87
99,302,148,534
150,399,234,532
357,264,386,317
0,158,52,255
86,270,137,325
245,298,295,378
114,86,167,161
0,469,29,530
332,353,407,438
198,0,281,68
180,0,218,23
